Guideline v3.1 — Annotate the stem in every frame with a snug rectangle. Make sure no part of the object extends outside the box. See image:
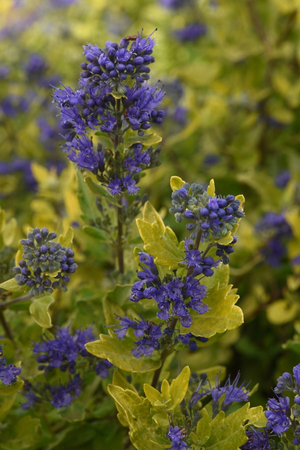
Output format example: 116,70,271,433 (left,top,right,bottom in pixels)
151,317,177,388
202,243,215,259
194,230,202,250
0,293,31,308
0,309,16,346
117,201,124,274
